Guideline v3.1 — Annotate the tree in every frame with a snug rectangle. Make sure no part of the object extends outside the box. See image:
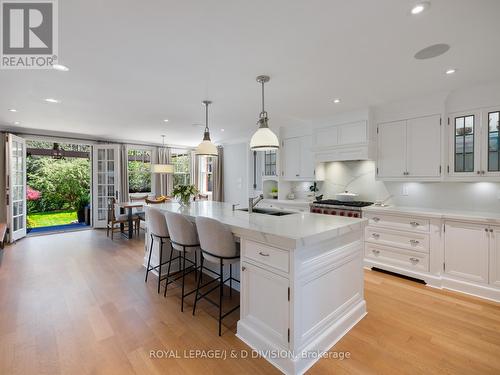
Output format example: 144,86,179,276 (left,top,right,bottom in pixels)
27,157,90,212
